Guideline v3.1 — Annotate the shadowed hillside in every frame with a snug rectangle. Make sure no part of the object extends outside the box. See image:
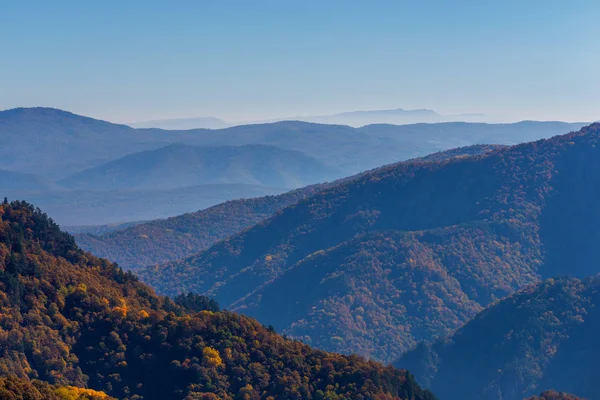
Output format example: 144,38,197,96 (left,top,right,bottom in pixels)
397,277,600,400
139,124,600,362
